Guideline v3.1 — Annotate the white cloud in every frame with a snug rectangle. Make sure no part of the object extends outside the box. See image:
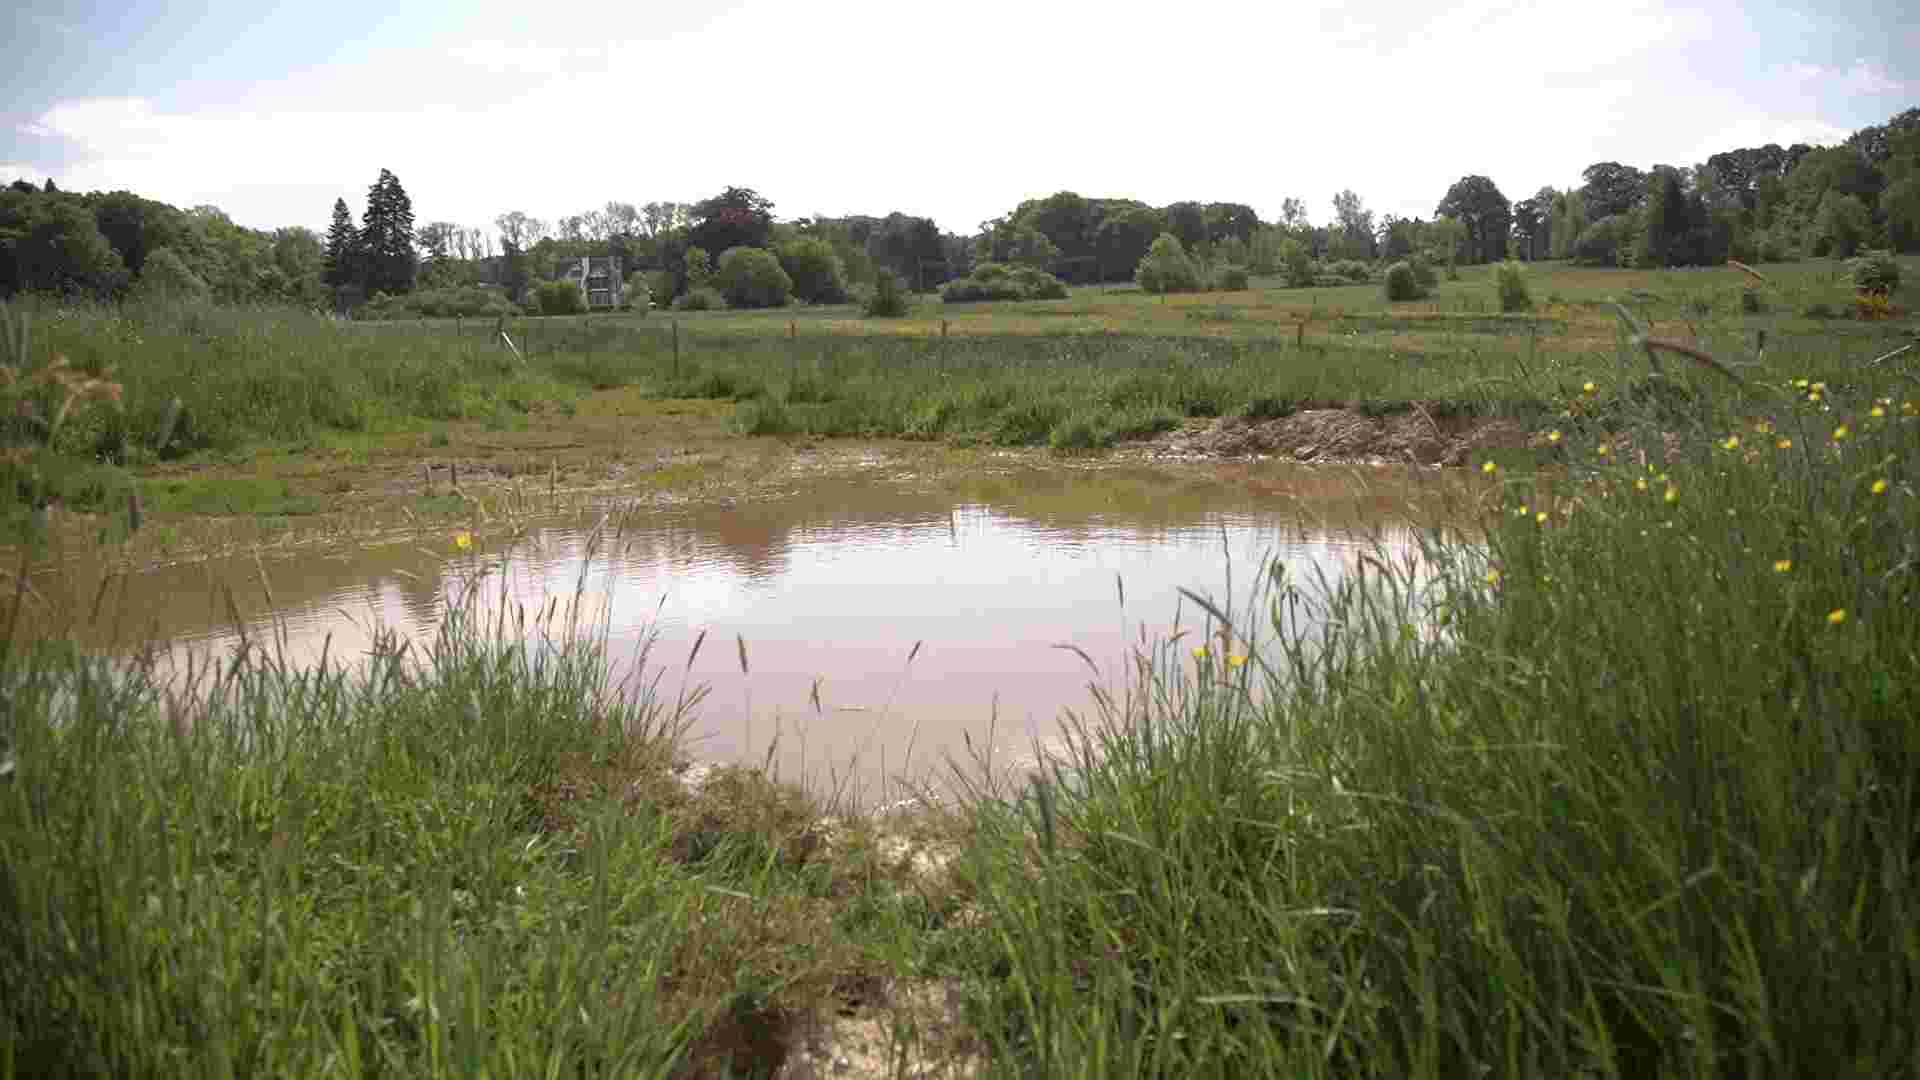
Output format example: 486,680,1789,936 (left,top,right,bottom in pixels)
1840,58,1905,94
4,0,1896,235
